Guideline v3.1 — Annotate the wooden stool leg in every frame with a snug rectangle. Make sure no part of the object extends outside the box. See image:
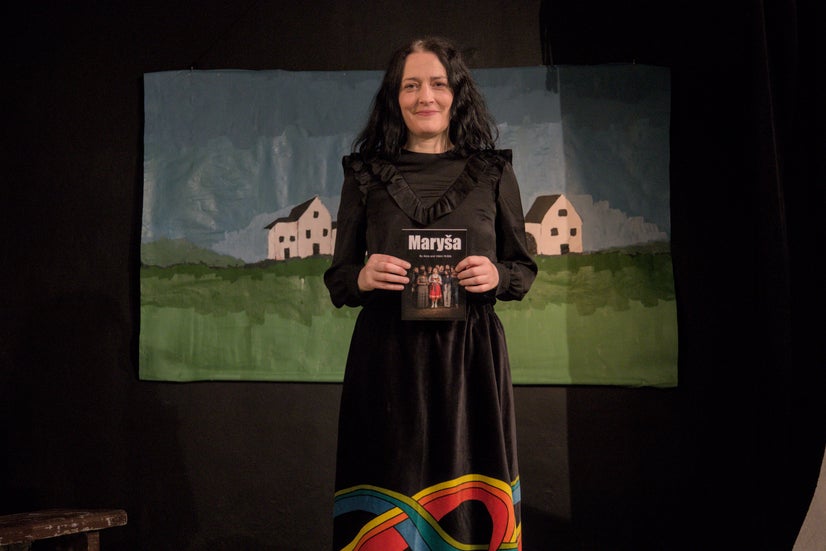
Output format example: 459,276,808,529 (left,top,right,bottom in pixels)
83,531,100,551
